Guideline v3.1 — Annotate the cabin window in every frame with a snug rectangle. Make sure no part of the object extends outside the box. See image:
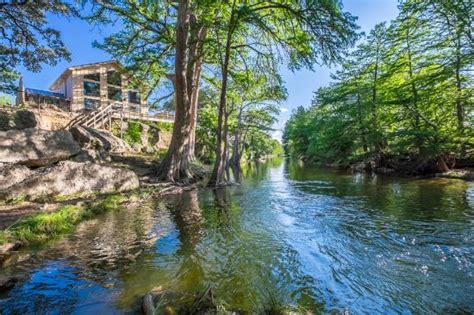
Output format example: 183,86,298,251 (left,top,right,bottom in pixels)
108,86,122,101
84,72,100,82
83,81,100,97
128,91,141,104
84,98,100,109
107,70,121,86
